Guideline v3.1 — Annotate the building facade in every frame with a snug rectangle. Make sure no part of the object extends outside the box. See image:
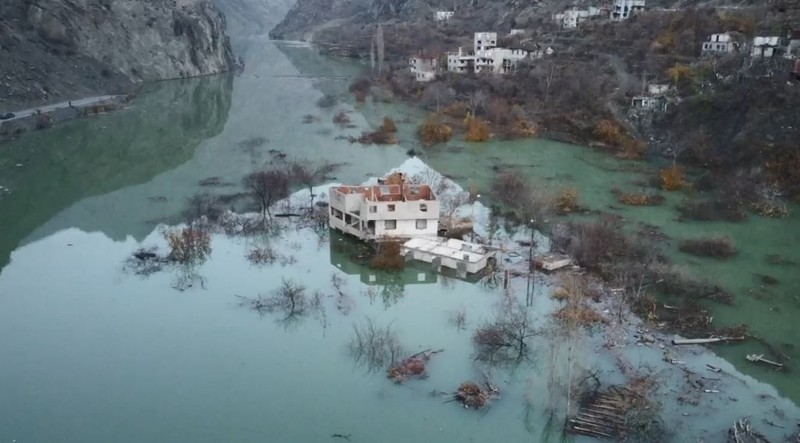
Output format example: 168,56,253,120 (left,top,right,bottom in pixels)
434,11,455,21
447,32,528,74
409,56,438,82
554,7,603,28
752,36,780,57
611,0,645,21
329,183,440,241
702,33,738,55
